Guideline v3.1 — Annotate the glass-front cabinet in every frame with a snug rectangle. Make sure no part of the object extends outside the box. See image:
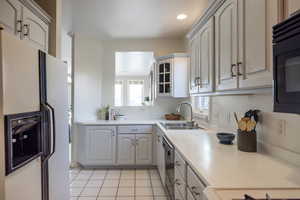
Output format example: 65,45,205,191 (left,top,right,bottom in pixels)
156,54,189,98
158,60,172,95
